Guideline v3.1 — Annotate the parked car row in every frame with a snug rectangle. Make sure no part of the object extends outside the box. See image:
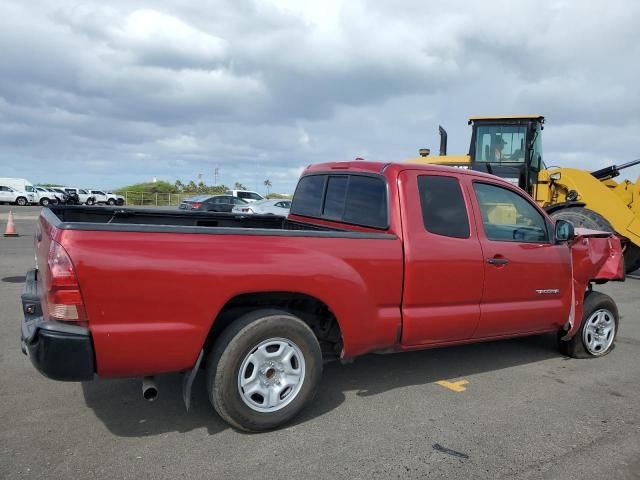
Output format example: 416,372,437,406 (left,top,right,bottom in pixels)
179,191,291,216
0,177,124,206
